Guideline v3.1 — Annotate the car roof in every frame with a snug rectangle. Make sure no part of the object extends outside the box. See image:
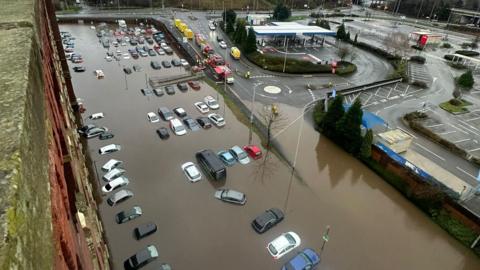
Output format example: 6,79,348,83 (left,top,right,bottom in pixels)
255,210,277,226
224,190,244,201
288,248,319,269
